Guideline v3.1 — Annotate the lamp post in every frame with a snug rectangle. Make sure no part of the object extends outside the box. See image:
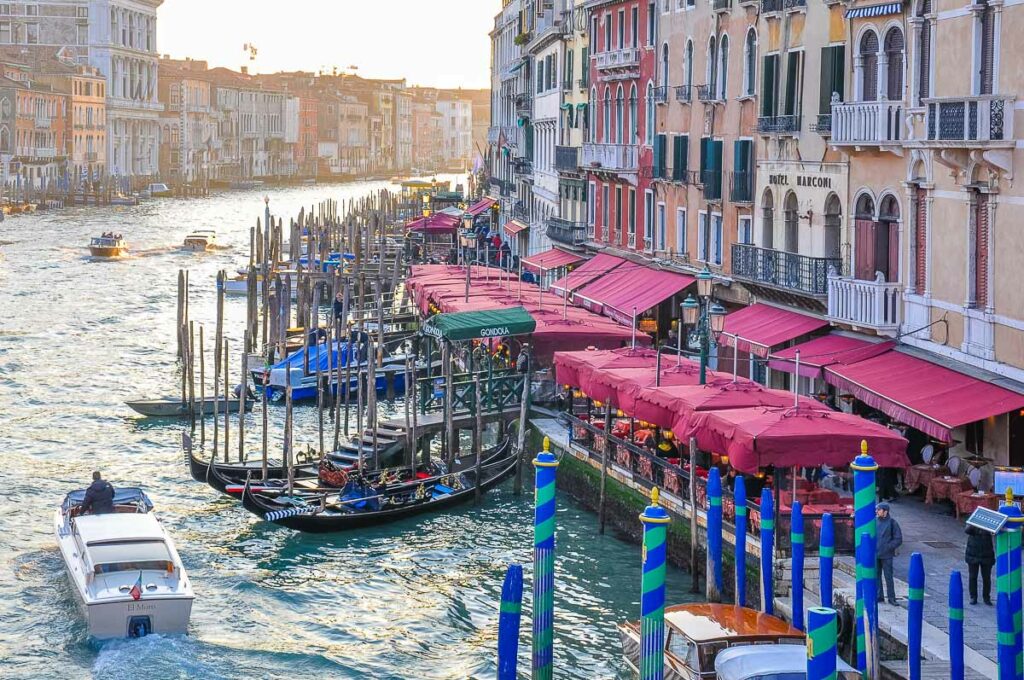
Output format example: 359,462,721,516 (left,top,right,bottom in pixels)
460,214,475,304
680,268,726,385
